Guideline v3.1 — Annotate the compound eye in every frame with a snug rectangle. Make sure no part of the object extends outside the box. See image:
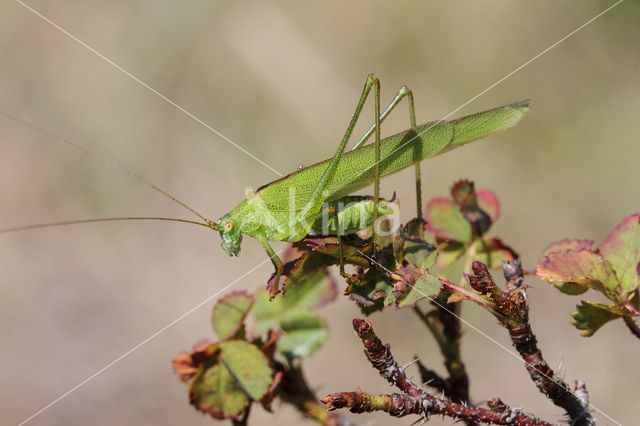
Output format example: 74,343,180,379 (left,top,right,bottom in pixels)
224,221,234,232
